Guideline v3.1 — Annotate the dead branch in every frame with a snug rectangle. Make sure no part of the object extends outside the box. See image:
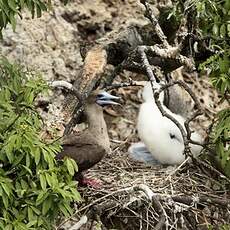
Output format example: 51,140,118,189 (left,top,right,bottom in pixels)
49,80,81,99
68,215,88,230
63,46,107,134
57,183,230,229
160,194,230,208
105,79,145,91
140,0,169,48
62,15,195,134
